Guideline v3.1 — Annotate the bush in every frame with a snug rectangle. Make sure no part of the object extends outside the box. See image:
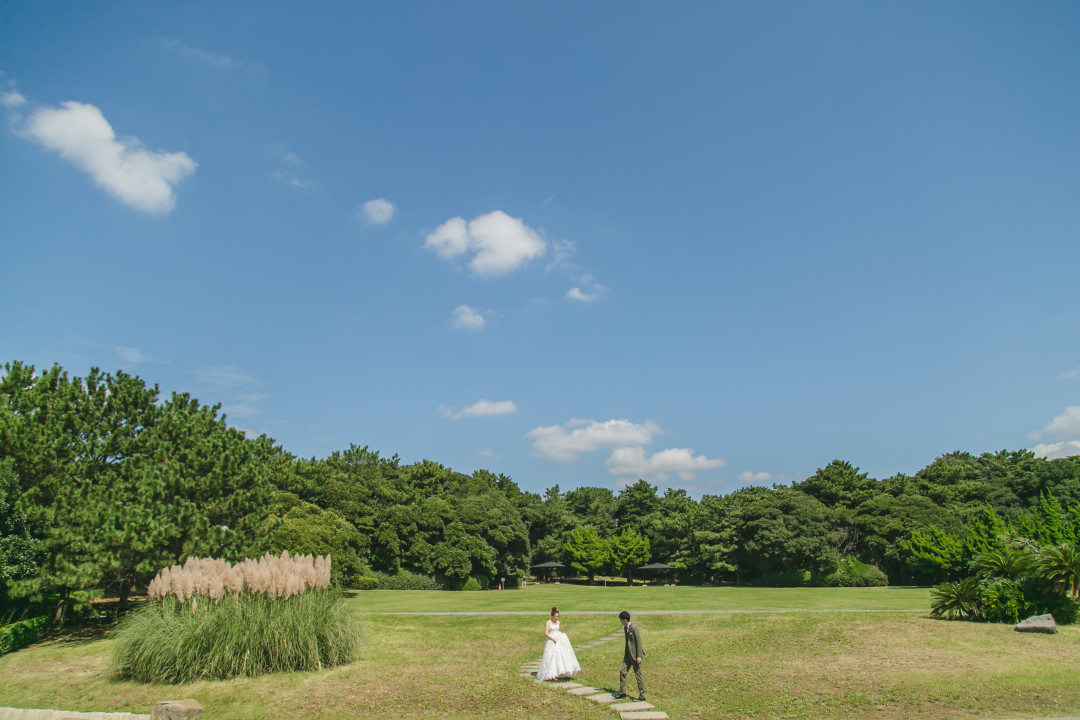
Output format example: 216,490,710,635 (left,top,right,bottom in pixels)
111,588,362,683
0,615,48,656
977,578,1033,624
823,559,889,587
356,576,379,590
461,577,482,591
373,570,443,591
756,569,811,587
